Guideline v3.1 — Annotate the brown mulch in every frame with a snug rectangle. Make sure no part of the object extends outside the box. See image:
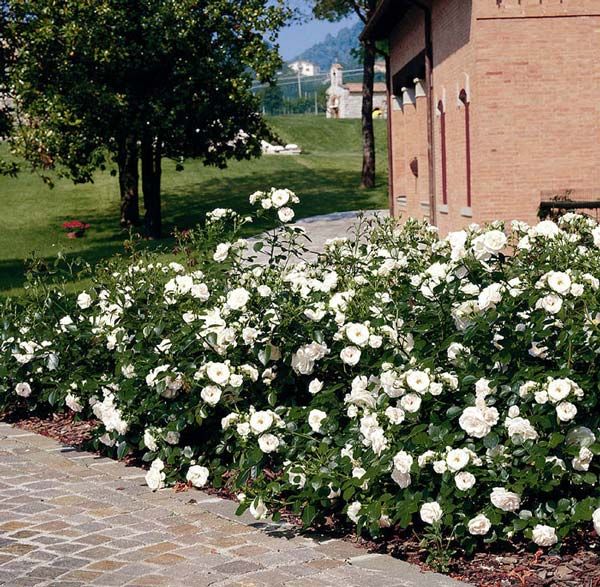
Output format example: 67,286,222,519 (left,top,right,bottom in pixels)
6,411,96,447
5,412,600,586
